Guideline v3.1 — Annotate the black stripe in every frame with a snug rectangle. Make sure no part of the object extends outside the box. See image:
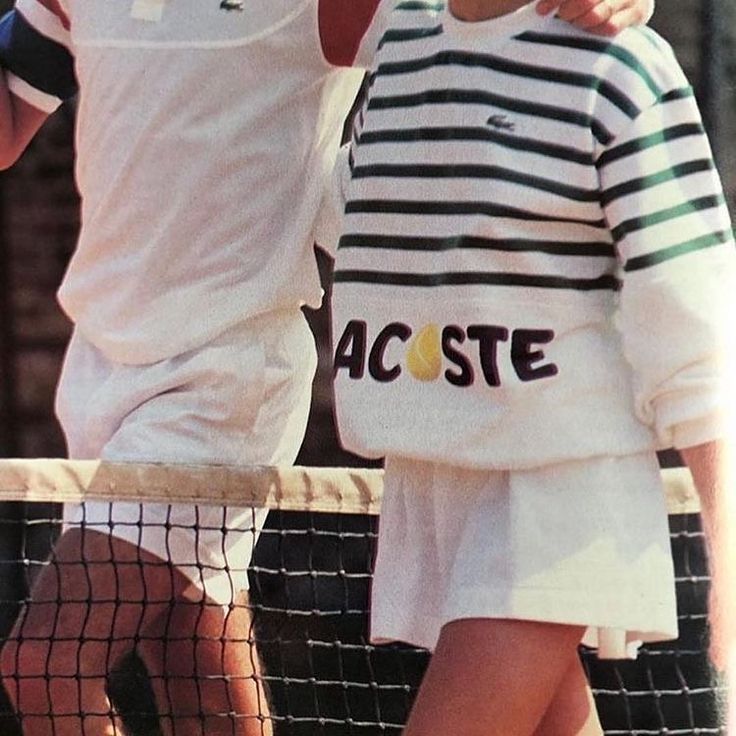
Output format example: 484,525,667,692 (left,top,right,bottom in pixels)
0,10,76,100
517,32,662,97
367,89,613,144
624,230,733,272
600,159,715,207
596,123,705,169
375,50,640,118
359,126,594,165
338,233,615,257
345,199,607,228
351,163,599,202
611,194,726,242
395,1,445,9
333,269,621,291
659,87,694,104
378,25,443,48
